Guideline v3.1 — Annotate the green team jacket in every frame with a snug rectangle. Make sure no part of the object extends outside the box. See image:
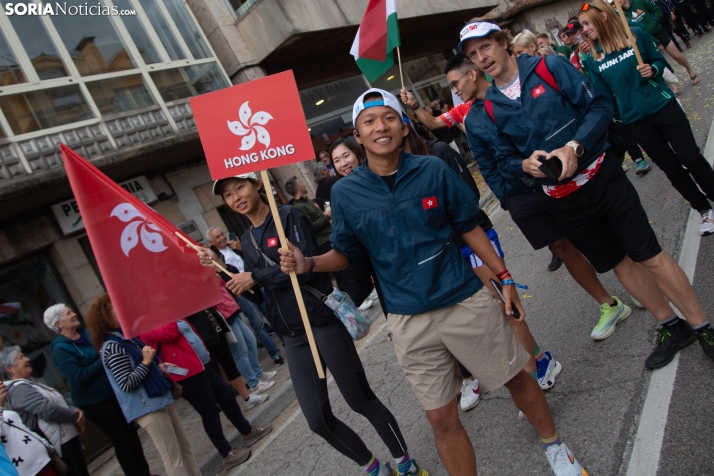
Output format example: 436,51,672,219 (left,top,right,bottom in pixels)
623,0,663,36
288,196,332,246
584,27,673,124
